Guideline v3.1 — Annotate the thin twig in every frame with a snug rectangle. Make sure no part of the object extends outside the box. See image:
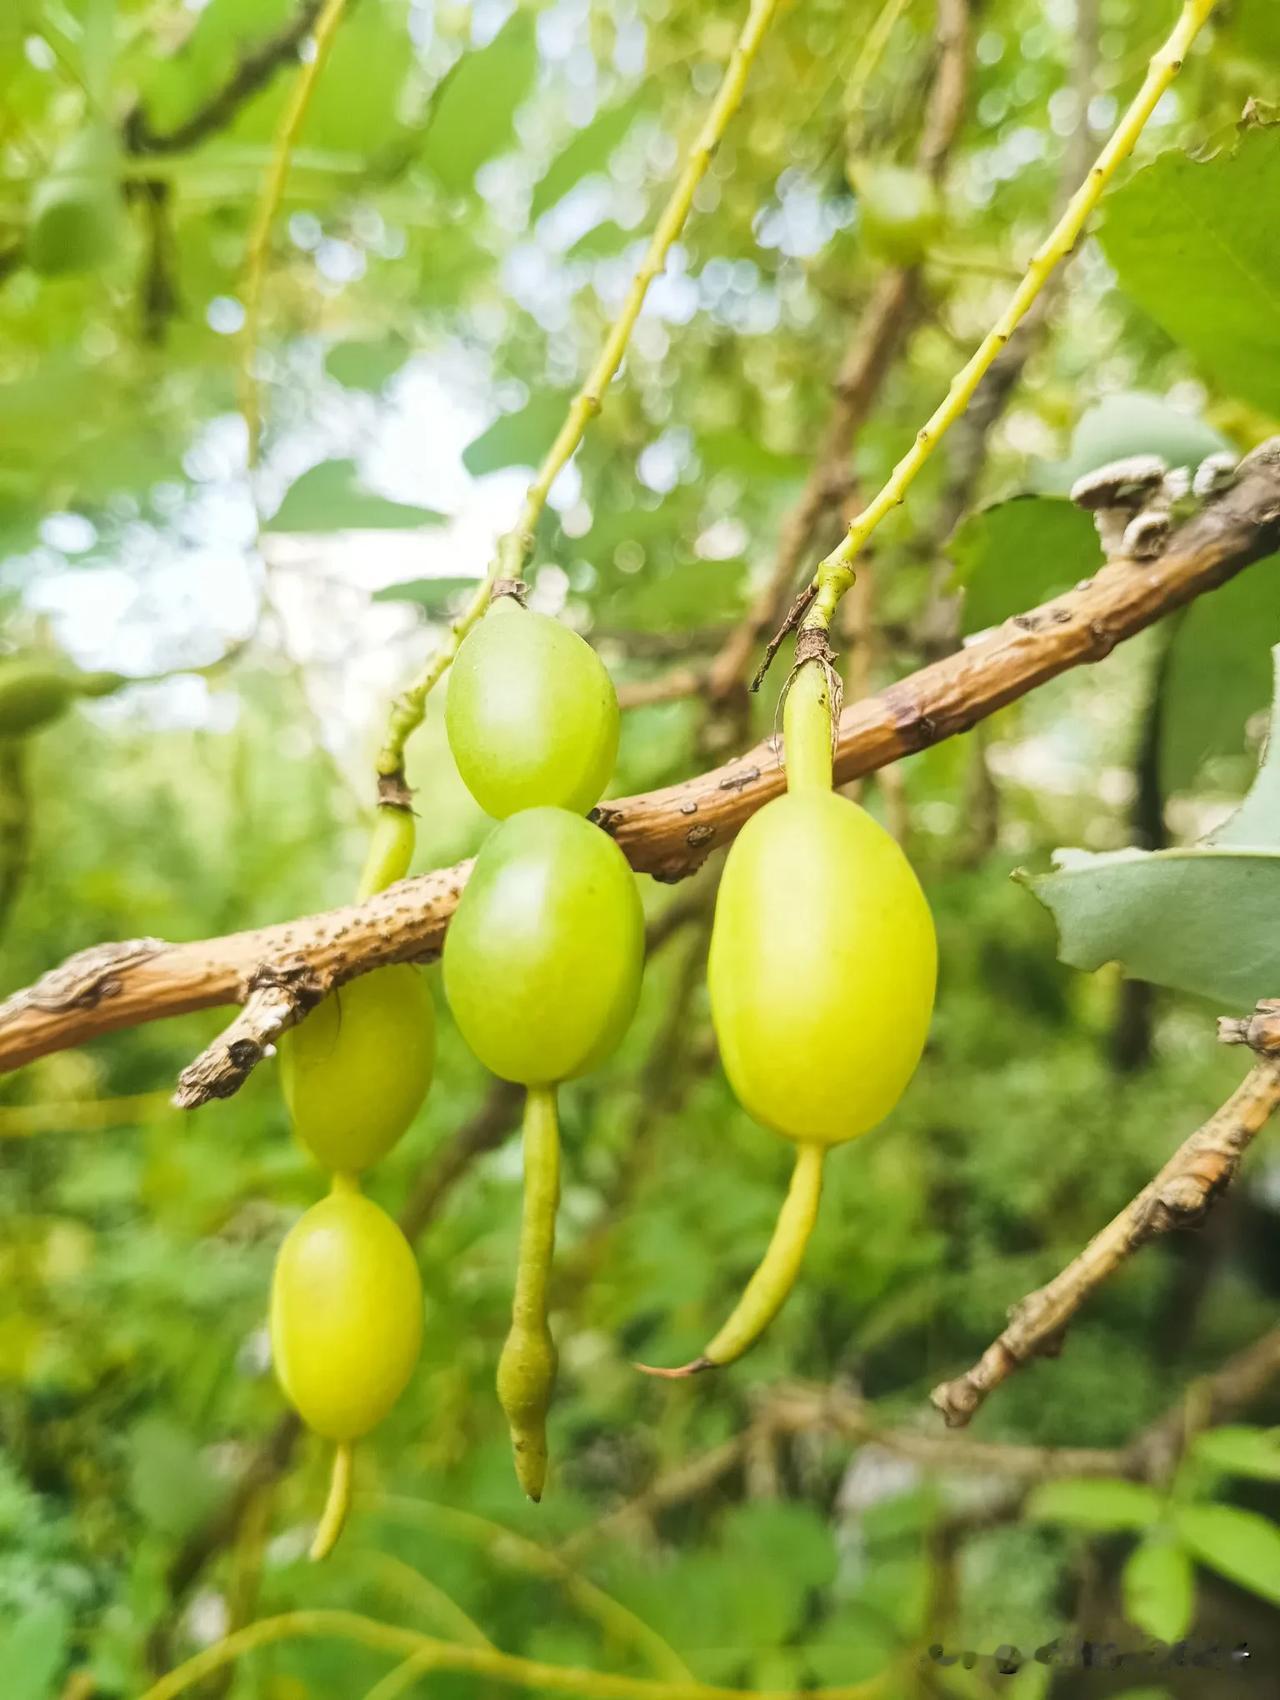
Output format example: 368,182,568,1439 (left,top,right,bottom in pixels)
373,0,785,794
3,440,1278,1084
930,1056,1280,1428
813,0,1218,614
122,1,328,156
